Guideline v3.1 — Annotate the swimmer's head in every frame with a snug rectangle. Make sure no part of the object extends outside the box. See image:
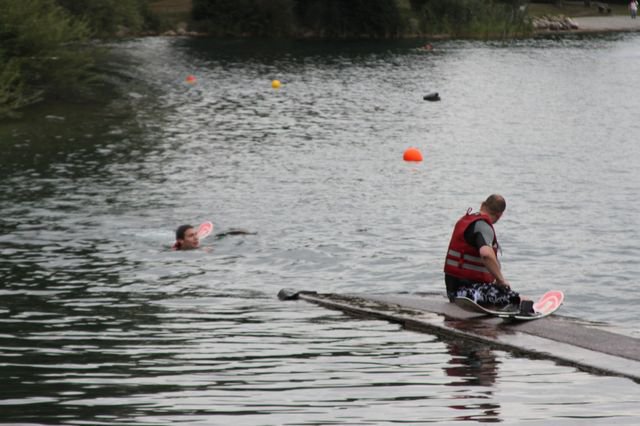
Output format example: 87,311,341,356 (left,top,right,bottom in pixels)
175,224,199,250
